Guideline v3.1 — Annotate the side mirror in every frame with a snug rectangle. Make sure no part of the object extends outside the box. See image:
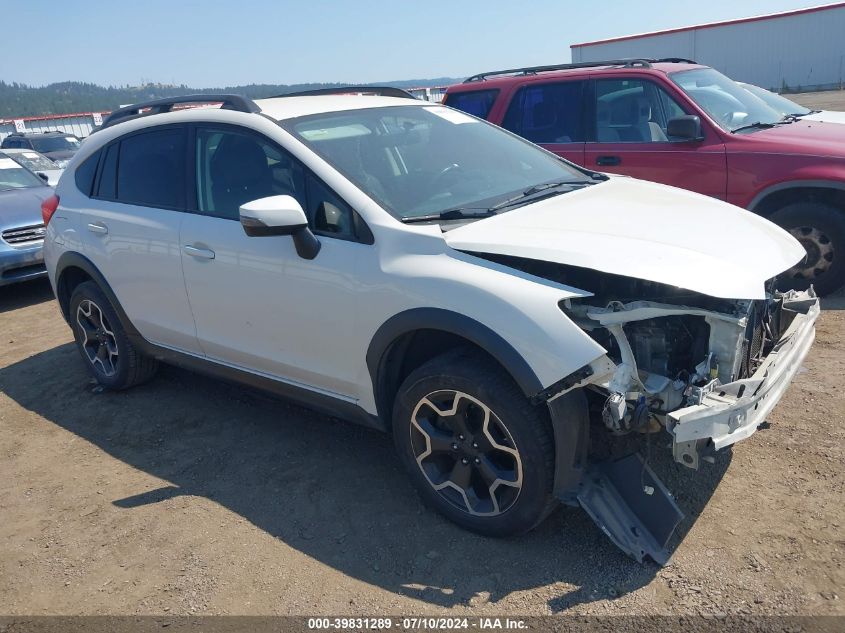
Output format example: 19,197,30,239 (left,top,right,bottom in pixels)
667,115,703,141
36,171,50,183
239,195,321,260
